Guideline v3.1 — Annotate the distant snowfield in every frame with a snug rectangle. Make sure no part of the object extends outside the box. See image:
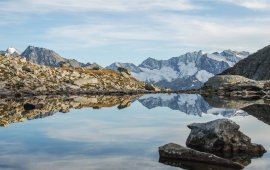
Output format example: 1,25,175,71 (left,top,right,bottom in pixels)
133,67,178,82
195,70,214,82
